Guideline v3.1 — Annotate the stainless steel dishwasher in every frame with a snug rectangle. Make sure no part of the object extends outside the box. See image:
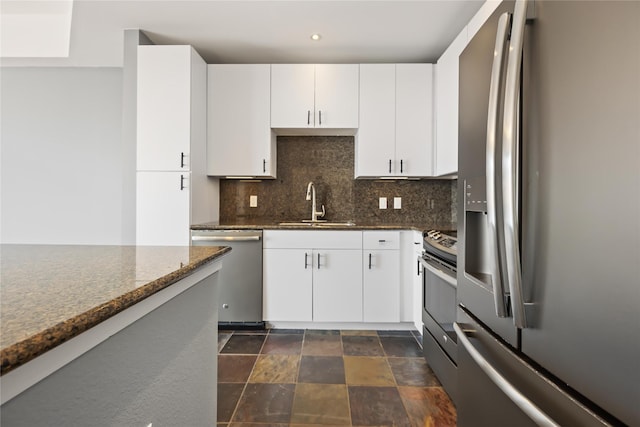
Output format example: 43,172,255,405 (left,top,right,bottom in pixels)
191,229,264,329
